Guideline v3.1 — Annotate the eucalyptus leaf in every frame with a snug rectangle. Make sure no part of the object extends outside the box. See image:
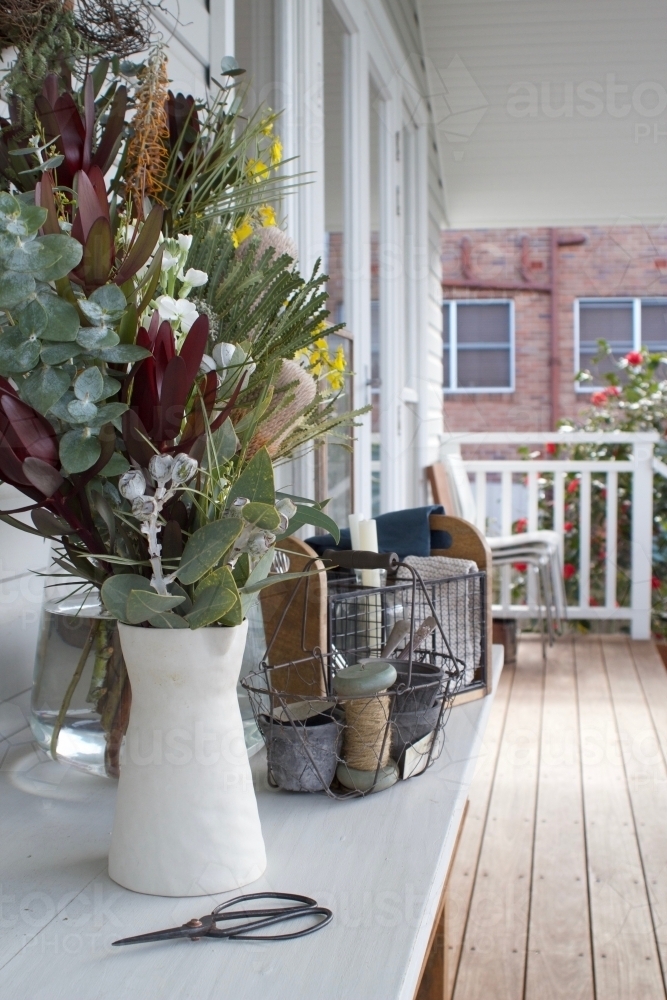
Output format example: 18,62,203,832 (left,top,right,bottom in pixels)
86,284,126,321
242,502,280,531
125,589,185,625
206,417,238,467
5,237,57,274
16,298,47,337
0,270,35,309
186,569,238,628
31,507,75,538
101,375,122,398
100,452,130,477
74,366,104,402
275,503,341,542
37,294,80,342
91,401,127,427
177,519,243,586
20,366,70,414
97,344,150,363
218,594,243,627
26,234,82,281
68,398,98,423
59,427,101,473
147,611,190,628
76,326,119,351
101,573,152,621
48,390,74,420
227,447,274,506
40,342,83,365
0,328,41,372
